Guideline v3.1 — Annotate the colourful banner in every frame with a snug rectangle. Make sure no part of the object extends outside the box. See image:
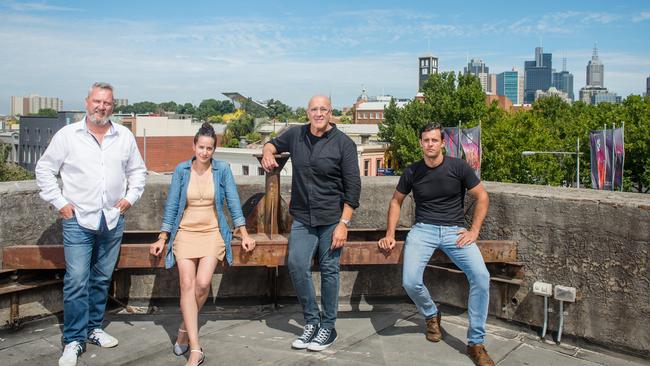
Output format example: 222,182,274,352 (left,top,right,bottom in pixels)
460,126,481,178
443,127,461,158
590,127,625,190
589,131,608,190
611,127,625,190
